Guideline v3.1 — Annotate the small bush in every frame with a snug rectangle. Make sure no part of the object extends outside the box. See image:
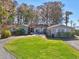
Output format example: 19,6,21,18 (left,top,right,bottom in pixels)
17,28,26,35
11,29,16,36
1,30,11,39
12,28,26,36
